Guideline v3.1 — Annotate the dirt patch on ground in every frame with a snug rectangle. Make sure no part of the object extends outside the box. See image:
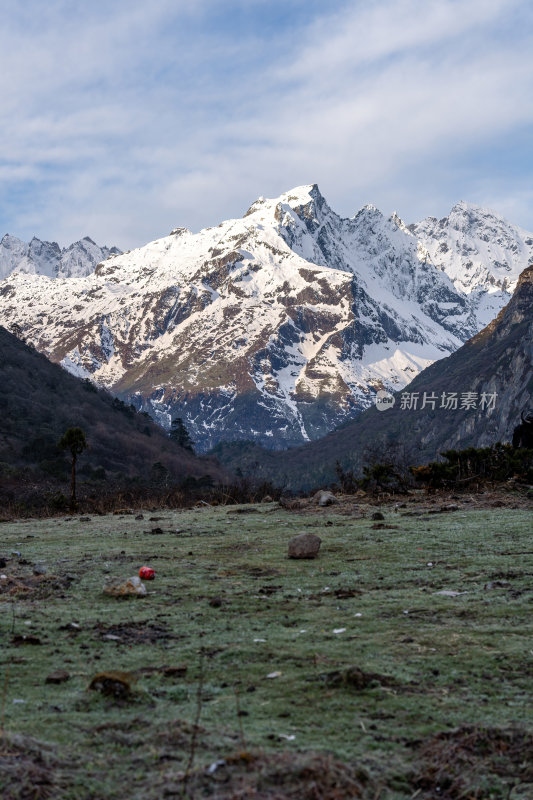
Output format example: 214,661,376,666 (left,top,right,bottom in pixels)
0,572,73,600
226,508,260,514
217,566,281,578
409,724,533,799
166,750,369,799
214,542,253,554
154,718,208,749
93,619,174,644
318,666,401,691
0,733,64,800
156,725,533,798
